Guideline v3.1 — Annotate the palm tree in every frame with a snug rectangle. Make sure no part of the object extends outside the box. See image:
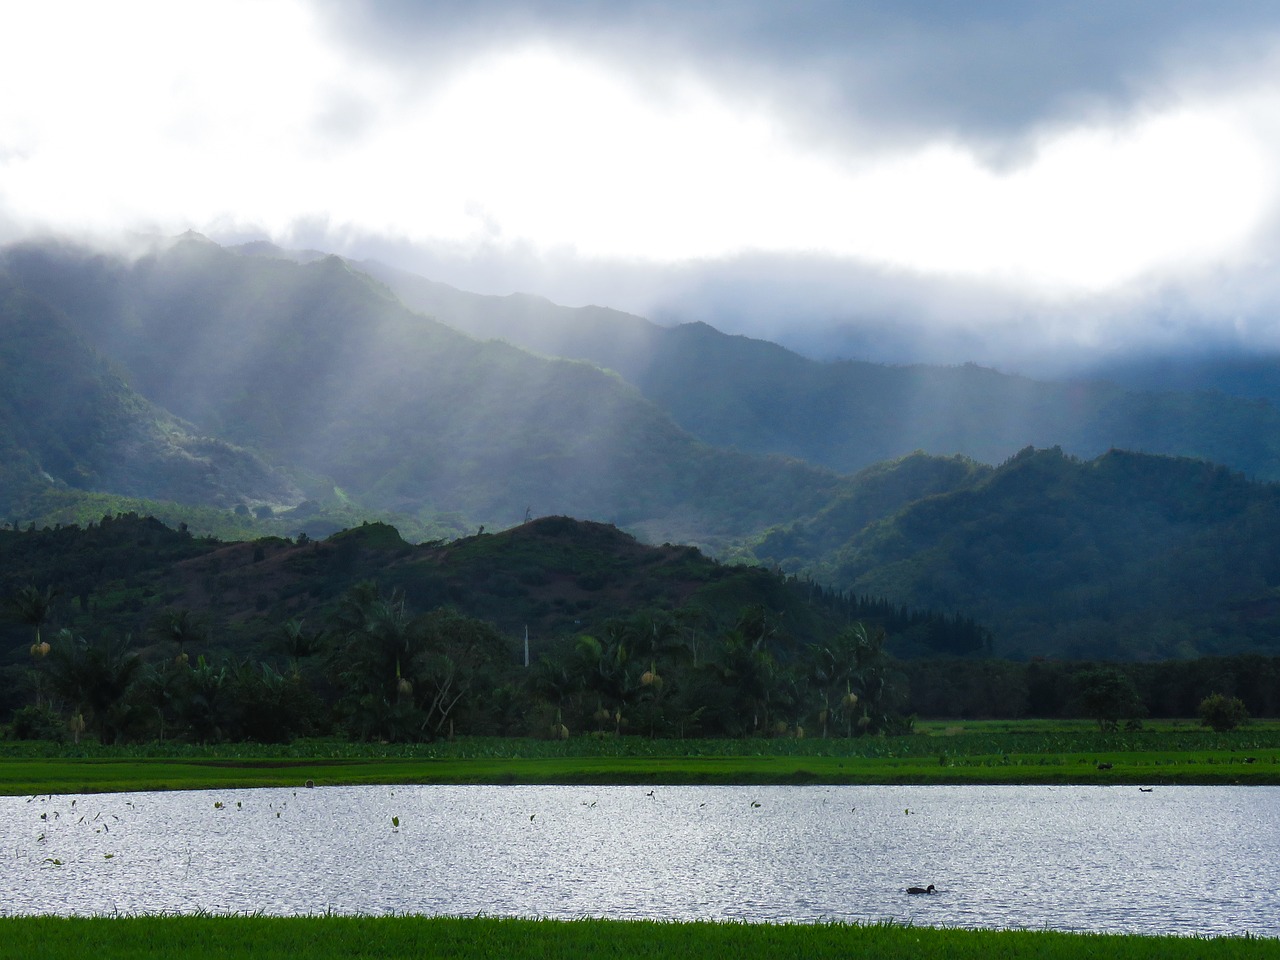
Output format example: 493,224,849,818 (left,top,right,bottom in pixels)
177,655,229,743
572,626,636,735
9,584,58,707
329,582,424,740
151,608,206,664
847,622,893,734
10,583,57,652
714,627,777,736
811,625,869,738
276,617,320,658
45,631,141,744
